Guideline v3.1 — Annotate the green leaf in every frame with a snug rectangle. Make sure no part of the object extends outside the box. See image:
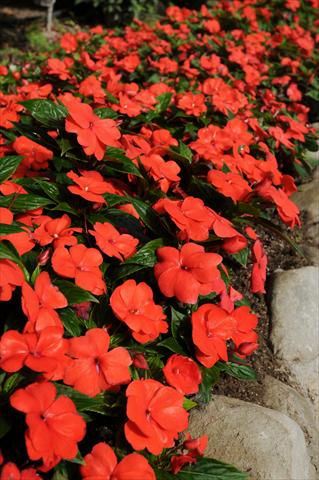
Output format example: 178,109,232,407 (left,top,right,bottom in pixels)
231,248,249,267
21,99,67,127
58,138,74,157
0,415,11,439
51,202,79,216
0,194,54,211
104,147,143,177
217,362,257,381
170,307,186,340
179,141,193,161
183,398,197,411
197,366,220,403
124,238,164,267
54,384,111,415
34,179,60,201
155,92,173,113
2,372,25,395
59,308,83,336
67,451,85,465
129,197,169,236
306,90,319,101
0,223,24,234
111,262,148,281
53,280,99,305
95,107,119,119
158,337,186,355
0,155,22,182
0,241,29,280
170,457,248,479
